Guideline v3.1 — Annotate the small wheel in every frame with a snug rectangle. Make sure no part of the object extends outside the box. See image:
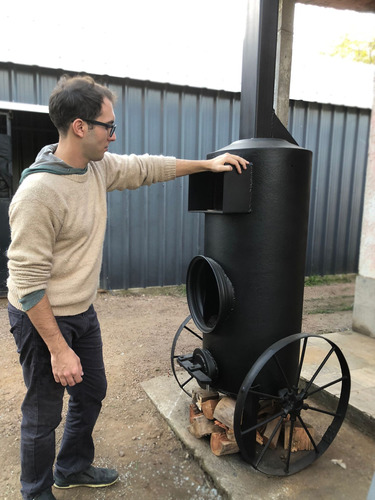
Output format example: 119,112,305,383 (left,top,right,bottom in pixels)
171,315,203,396
233,333,351,476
